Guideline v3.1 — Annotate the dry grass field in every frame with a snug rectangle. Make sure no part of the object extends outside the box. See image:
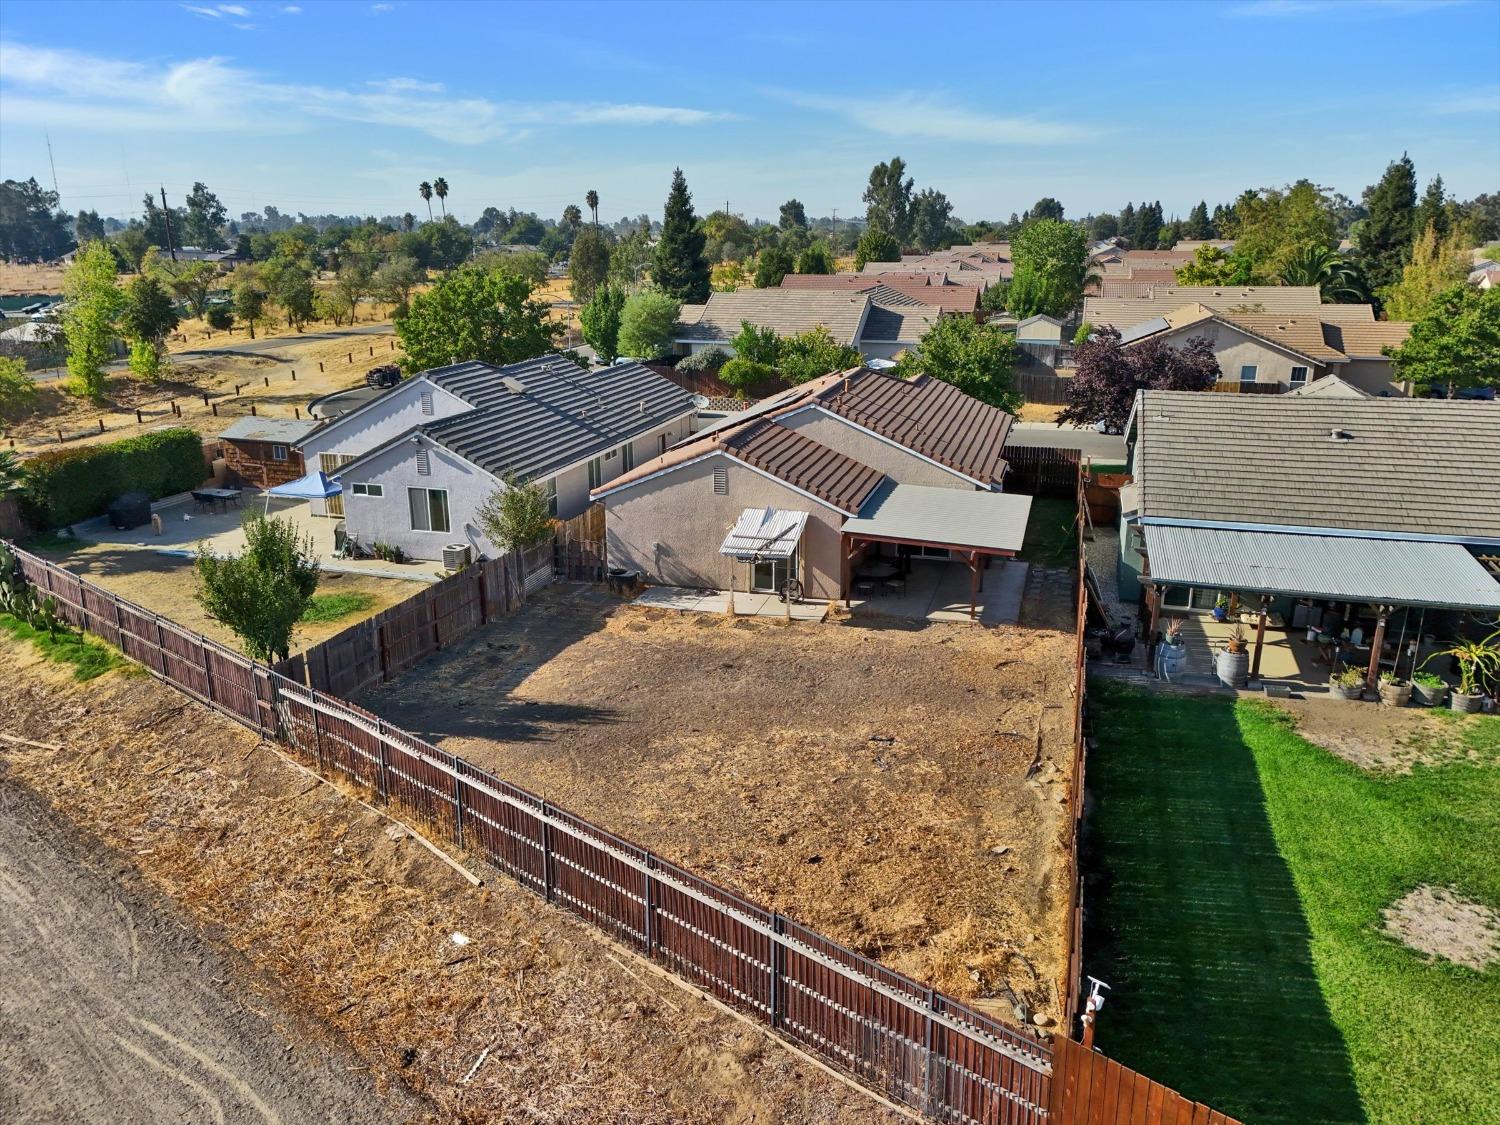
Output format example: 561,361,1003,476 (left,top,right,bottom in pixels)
0,260,67,296
363,585,1079,1026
